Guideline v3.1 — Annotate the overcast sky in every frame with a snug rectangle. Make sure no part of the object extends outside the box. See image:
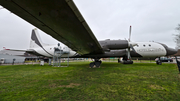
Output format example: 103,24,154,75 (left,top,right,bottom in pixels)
0,0,180,50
